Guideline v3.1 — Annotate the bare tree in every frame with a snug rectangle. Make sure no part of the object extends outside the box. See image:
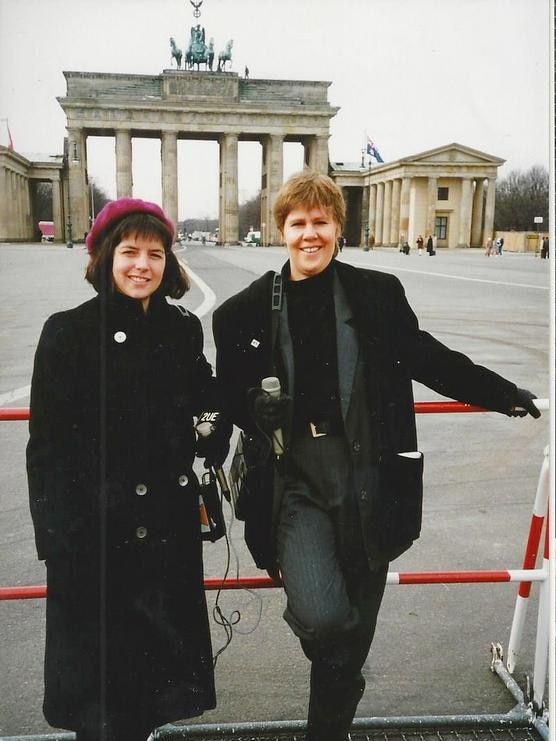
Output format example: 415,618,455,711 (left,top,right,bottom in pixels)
238,191,261,238
89,178,110,219
494,166,549,231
